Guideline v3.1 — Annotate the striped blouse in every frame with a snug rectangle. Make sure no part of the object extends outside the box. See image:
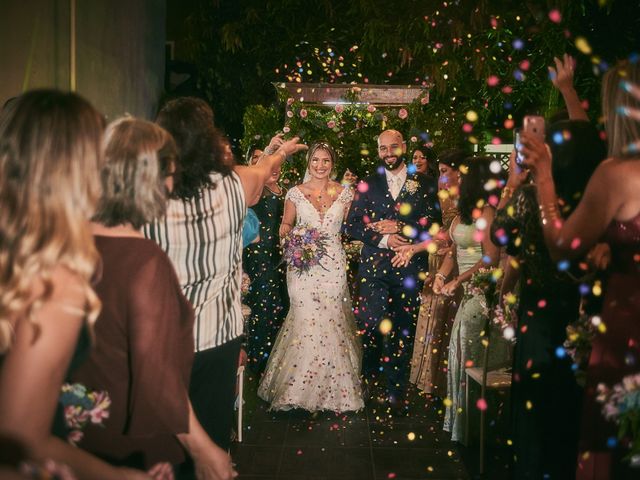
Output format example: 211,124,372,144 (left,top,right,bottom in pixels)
144,171,246,351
